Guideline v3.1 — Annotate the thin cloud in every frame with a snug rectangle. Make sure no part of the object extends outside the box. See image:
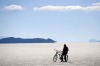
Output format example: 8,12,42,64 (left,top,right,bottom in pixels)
33,2,100,11
84,2,100,11
4,4,23,11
